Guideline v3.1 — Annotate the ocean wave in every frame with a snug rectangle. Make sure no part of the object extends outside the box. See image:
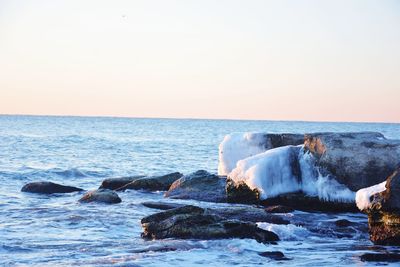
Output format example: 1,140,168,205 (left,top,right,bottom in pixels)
15,167,107,179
